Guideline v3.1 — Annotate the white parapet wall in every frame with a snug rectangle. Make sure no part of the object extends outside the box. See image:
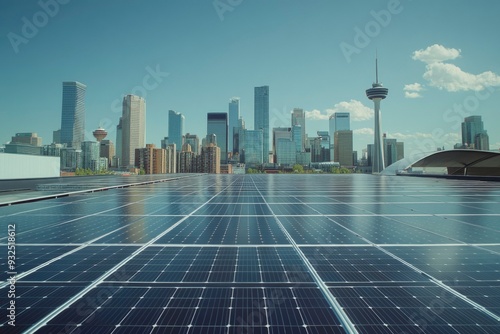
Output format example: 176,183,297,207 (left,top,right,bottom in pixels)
0,153,60,179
